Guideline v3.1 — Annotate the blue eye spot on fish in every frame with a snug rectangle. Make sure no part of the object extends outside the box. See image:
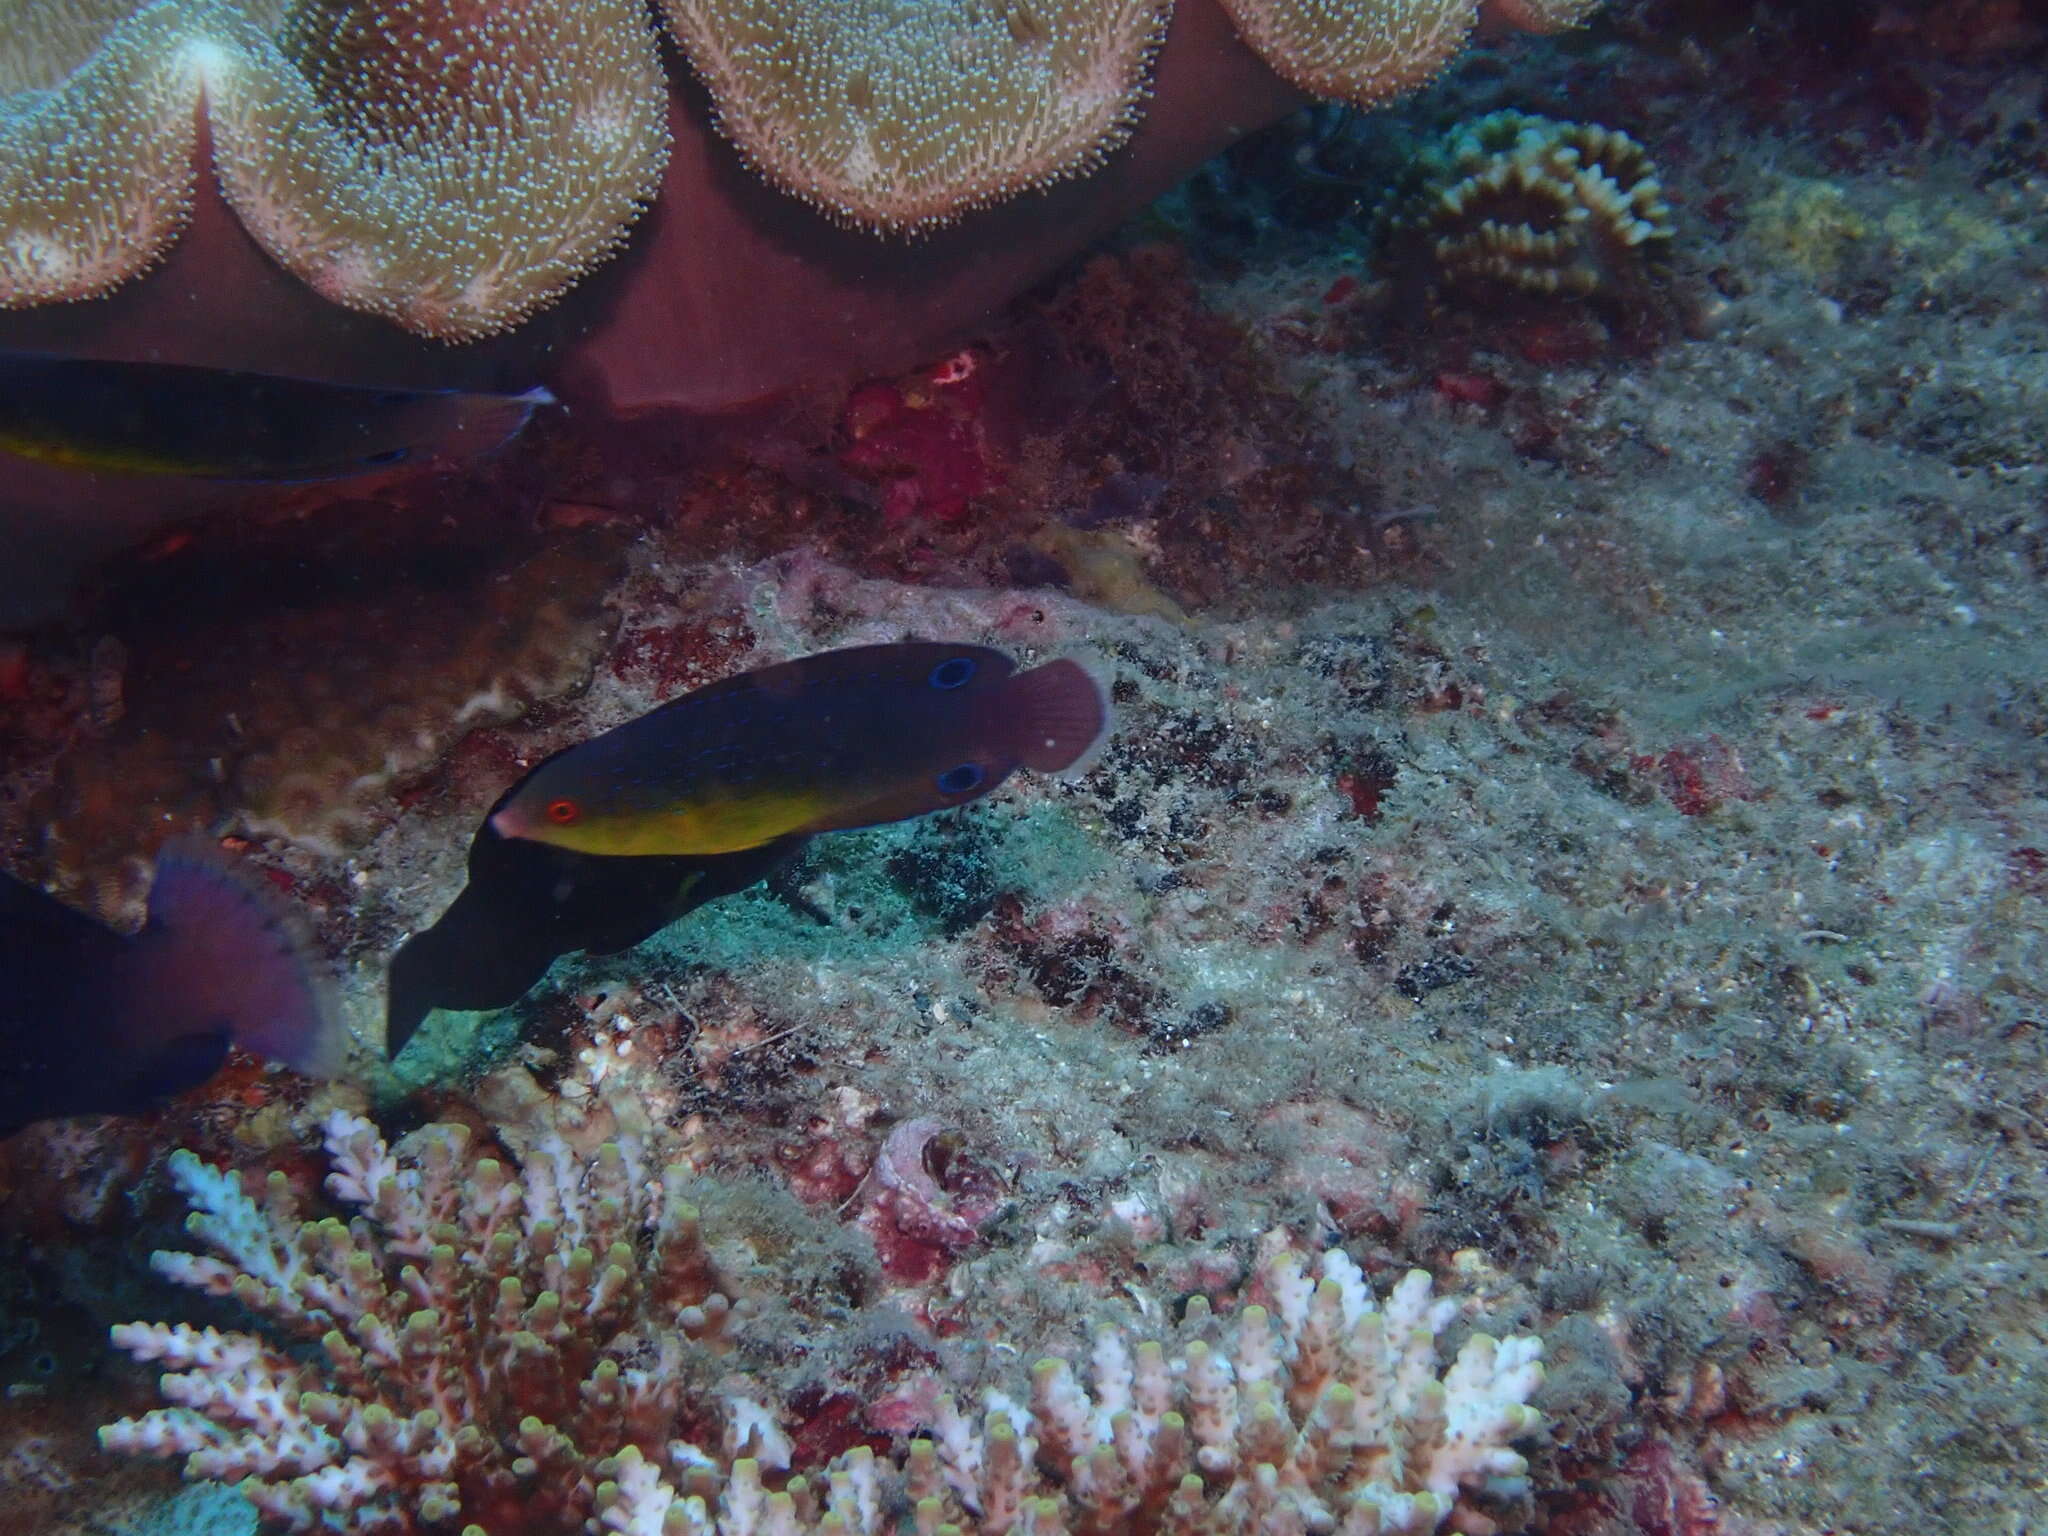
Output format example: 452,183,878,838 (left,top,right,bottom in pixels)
0,841,345,1138
0,350,550,483
387,642,1110,1055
